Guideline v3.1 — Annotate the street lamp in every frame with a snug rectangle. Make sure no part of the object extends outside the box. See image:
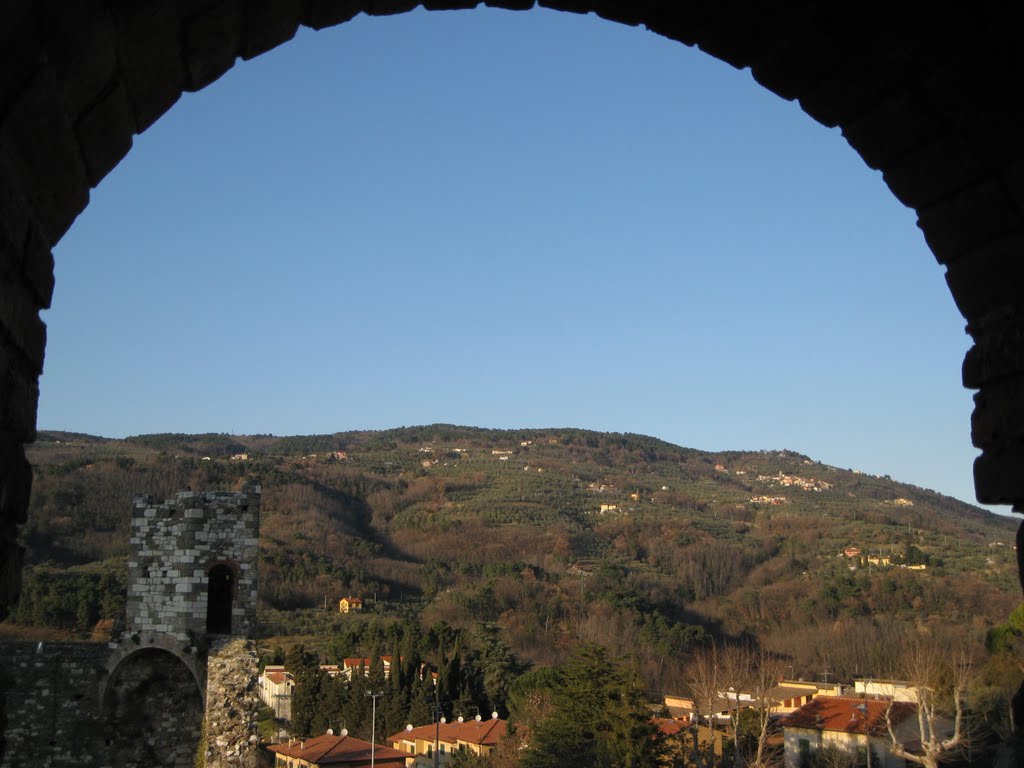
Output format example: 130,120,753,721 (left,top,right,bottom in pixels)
366,690,384,768
856,703,872,768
